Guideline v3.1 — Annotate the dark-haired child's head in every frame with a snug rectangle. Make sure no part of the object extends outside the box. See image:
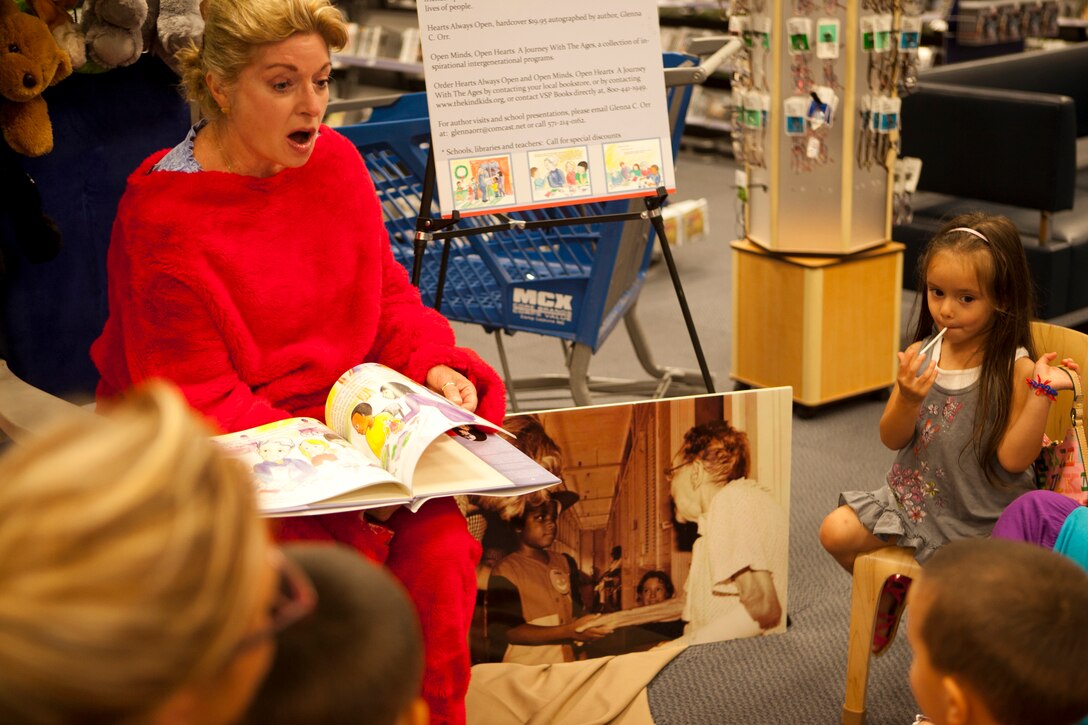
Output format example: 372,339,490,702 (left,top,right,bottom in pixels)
242,544,427,725
912,213,1034,346
512,498,559,551
350,402,374,435
636,570,675,605
907,538,1088,725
